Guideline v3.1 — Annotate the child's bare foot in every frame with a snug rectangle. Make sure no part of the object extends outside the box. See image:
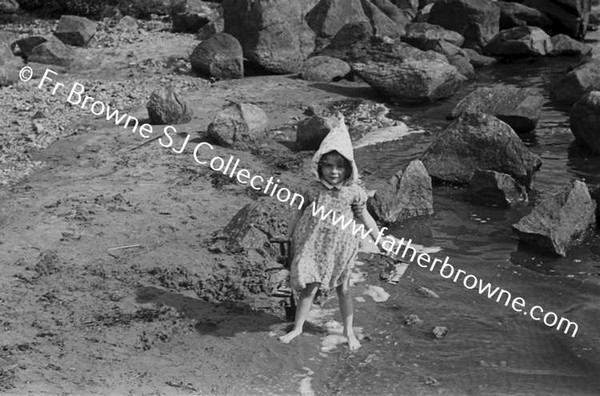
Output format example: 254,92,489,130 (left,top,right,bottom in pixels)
347,334,361,351
279,328,302,343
